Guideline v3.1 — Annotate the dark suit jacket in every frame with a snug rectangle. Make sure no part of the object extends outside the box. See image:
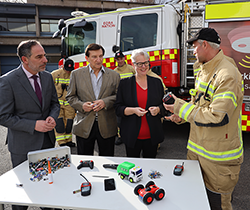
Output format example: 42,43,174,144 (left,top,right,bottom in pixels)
114,75,165,148
0,65,60,155
66,66,120,139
